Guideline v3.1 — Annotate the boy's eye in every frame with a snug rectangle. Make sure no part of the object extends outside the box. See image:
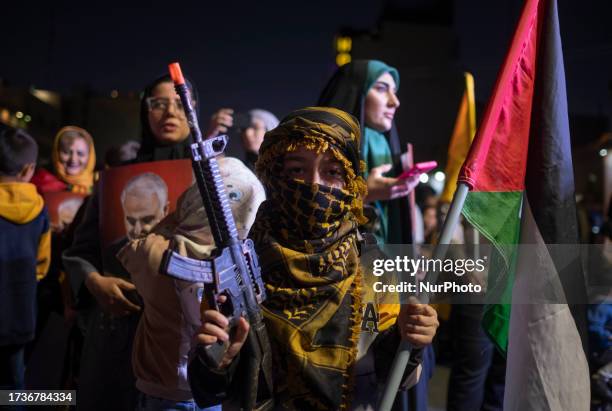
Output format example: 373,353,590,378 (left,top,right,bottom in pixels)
287,167,304,176
326,167,345,180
